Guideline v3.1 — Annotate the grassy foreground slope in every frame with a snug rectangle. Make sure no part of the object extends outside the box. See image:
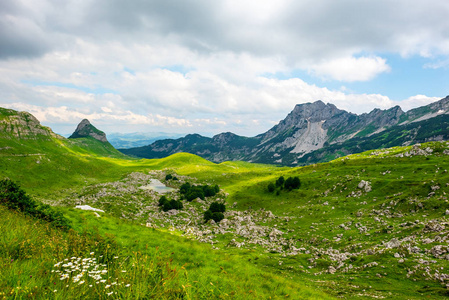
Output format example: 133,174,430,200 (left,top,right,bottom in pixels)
0,109,329,299
3,107,449,298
